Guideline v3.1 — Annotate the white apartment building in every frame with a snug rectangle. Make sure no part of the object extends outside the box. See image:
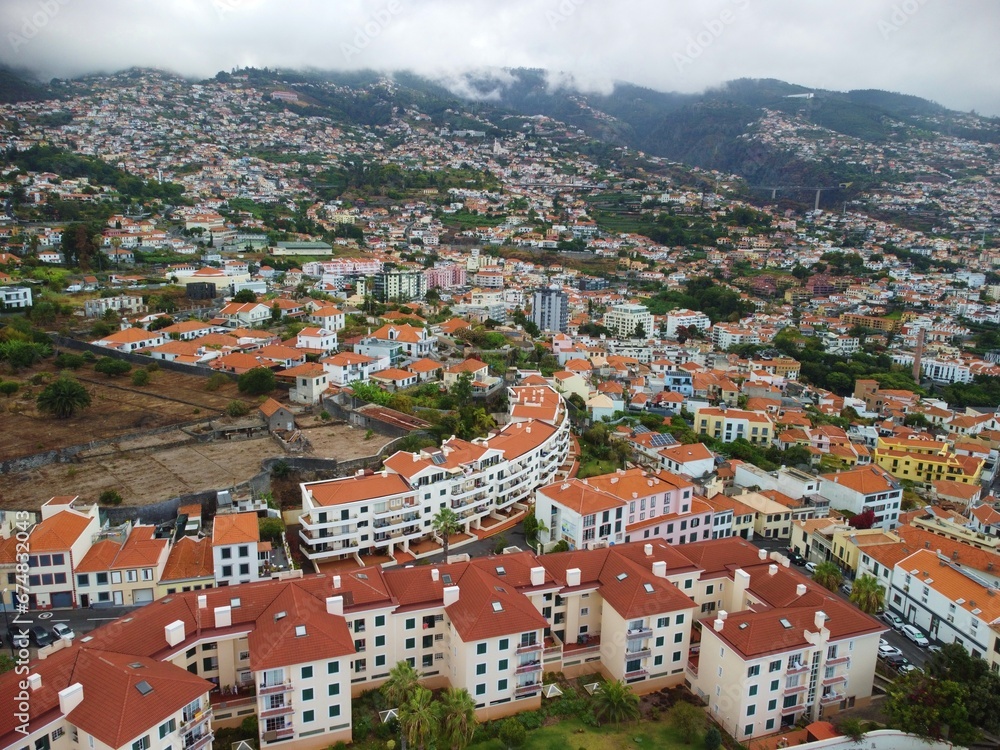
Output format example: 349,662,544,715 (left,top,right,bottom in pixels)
603,303,654,339
0,285,32,308
321,351,385,386
664,309,711,339
298,385,570,566
212,512,268,586
818,465,902,530
711,324,761,350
